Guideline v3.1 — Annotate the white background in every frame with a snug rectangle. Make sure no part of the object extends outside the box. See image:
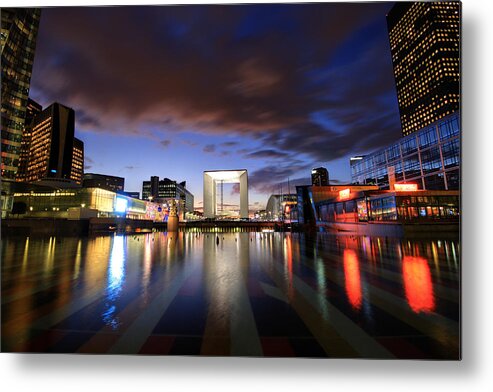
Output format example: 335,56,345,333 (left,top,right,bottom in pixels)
1,0,491,391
